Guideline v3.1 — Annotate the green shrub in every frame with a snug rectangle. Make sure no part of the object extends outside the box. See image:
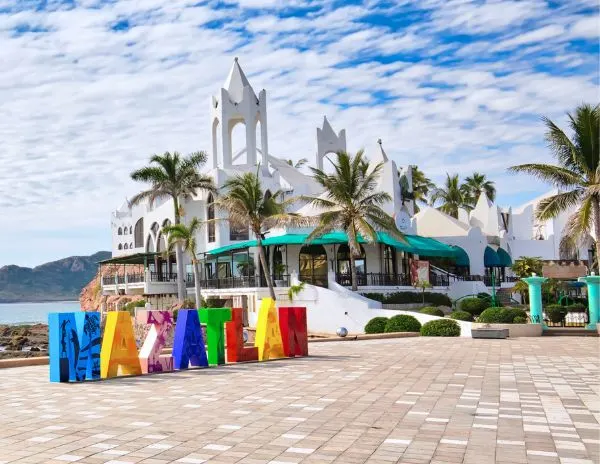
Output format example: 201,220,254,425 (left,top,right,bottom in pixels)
450,310,473,321
122,299,146,316
420,306,445,317
362,293,386,302
384,315,421,333
545,304,567,323
459,298,488,316
420,319,460,337
566,303,586,312
477,307,527,324
513,316,527,324
365,317,388,334
363,291,451,306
